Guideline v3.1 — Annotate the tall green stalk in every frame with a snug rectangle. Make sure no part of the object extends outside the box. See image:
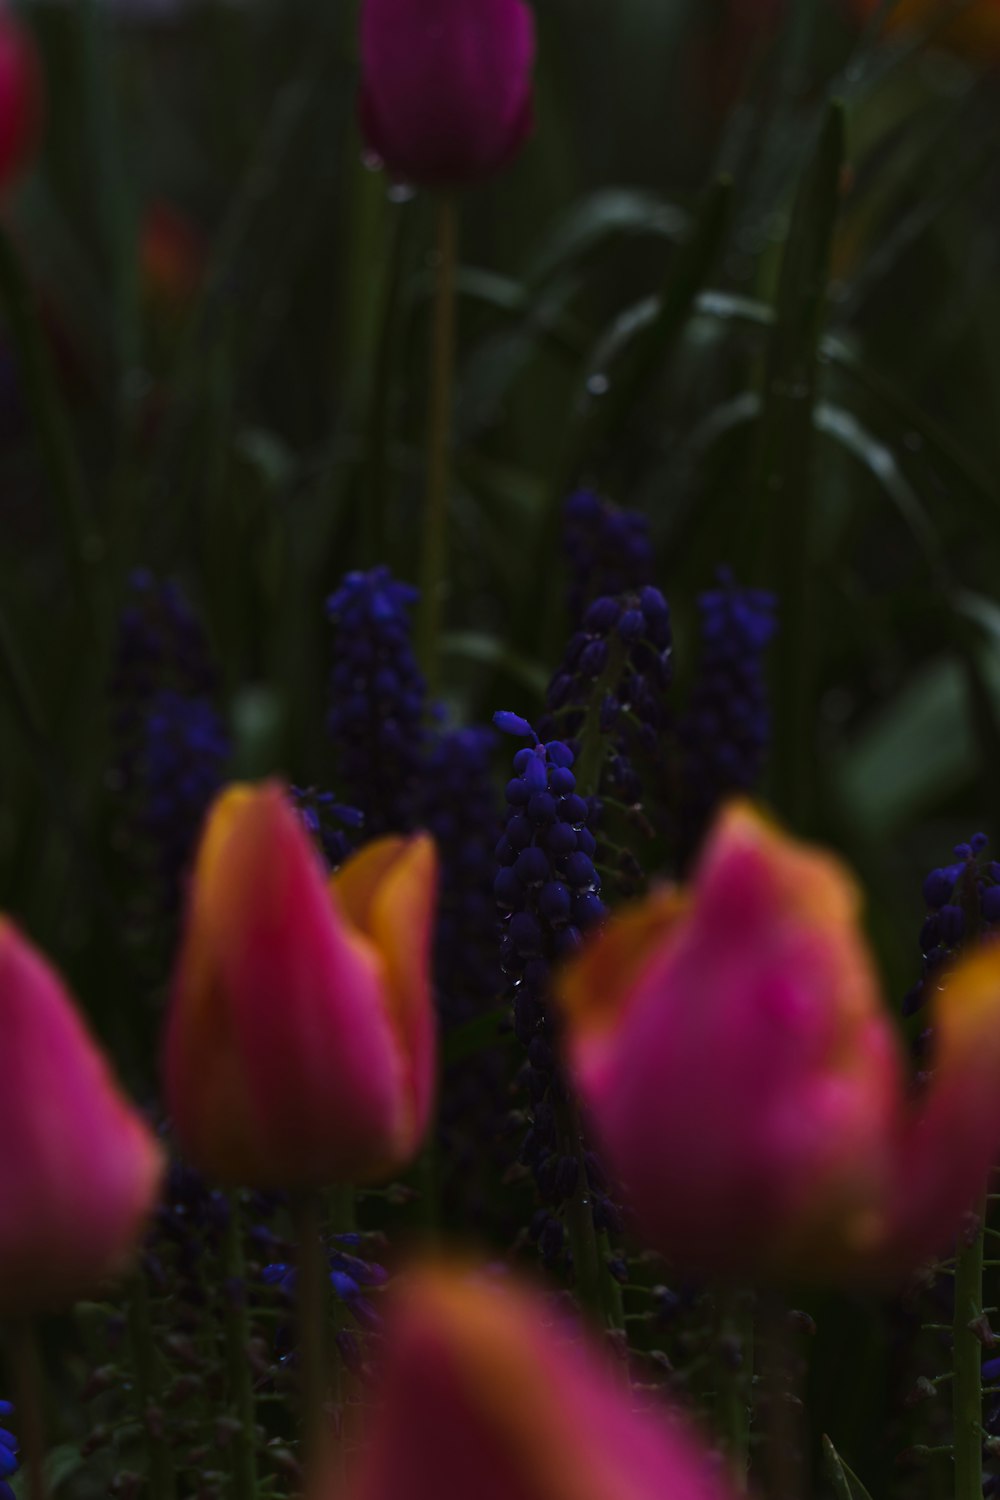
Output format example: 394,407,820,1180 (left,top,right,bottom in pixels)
8,1321,46,1500
714,1287,754,1491
953,1205,985,1500
417,195,458,690
127,1273,176,1500
222,1201,258,1500
292,1192,329,1469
